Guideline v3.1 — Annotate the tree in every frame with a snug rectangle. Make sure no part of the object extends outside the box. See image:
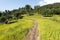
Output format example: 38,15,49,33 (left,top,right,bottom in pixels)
0,16,7,23
15,12,23,19
42,9,53,17
34,5,40,13
0,12,2,17
25,5,32,15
